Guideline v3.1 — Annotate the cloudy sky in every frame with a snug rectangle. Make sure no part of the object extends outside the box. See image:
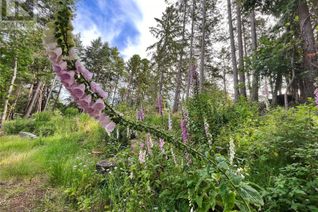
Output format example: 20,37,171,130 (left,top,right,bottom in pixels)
73,0,167,59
